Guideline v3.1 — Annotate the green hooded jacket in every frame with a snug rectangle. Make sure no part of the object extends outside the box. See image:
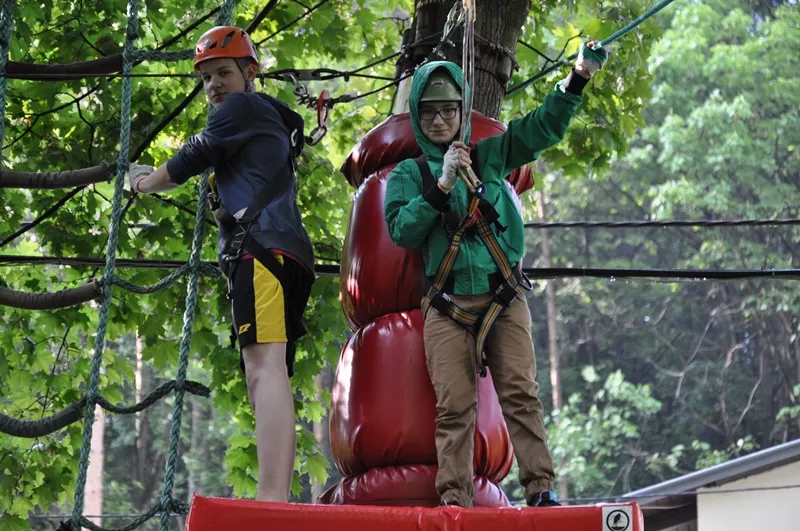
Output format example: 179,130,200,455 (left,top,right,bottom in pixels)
384,61,582,295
